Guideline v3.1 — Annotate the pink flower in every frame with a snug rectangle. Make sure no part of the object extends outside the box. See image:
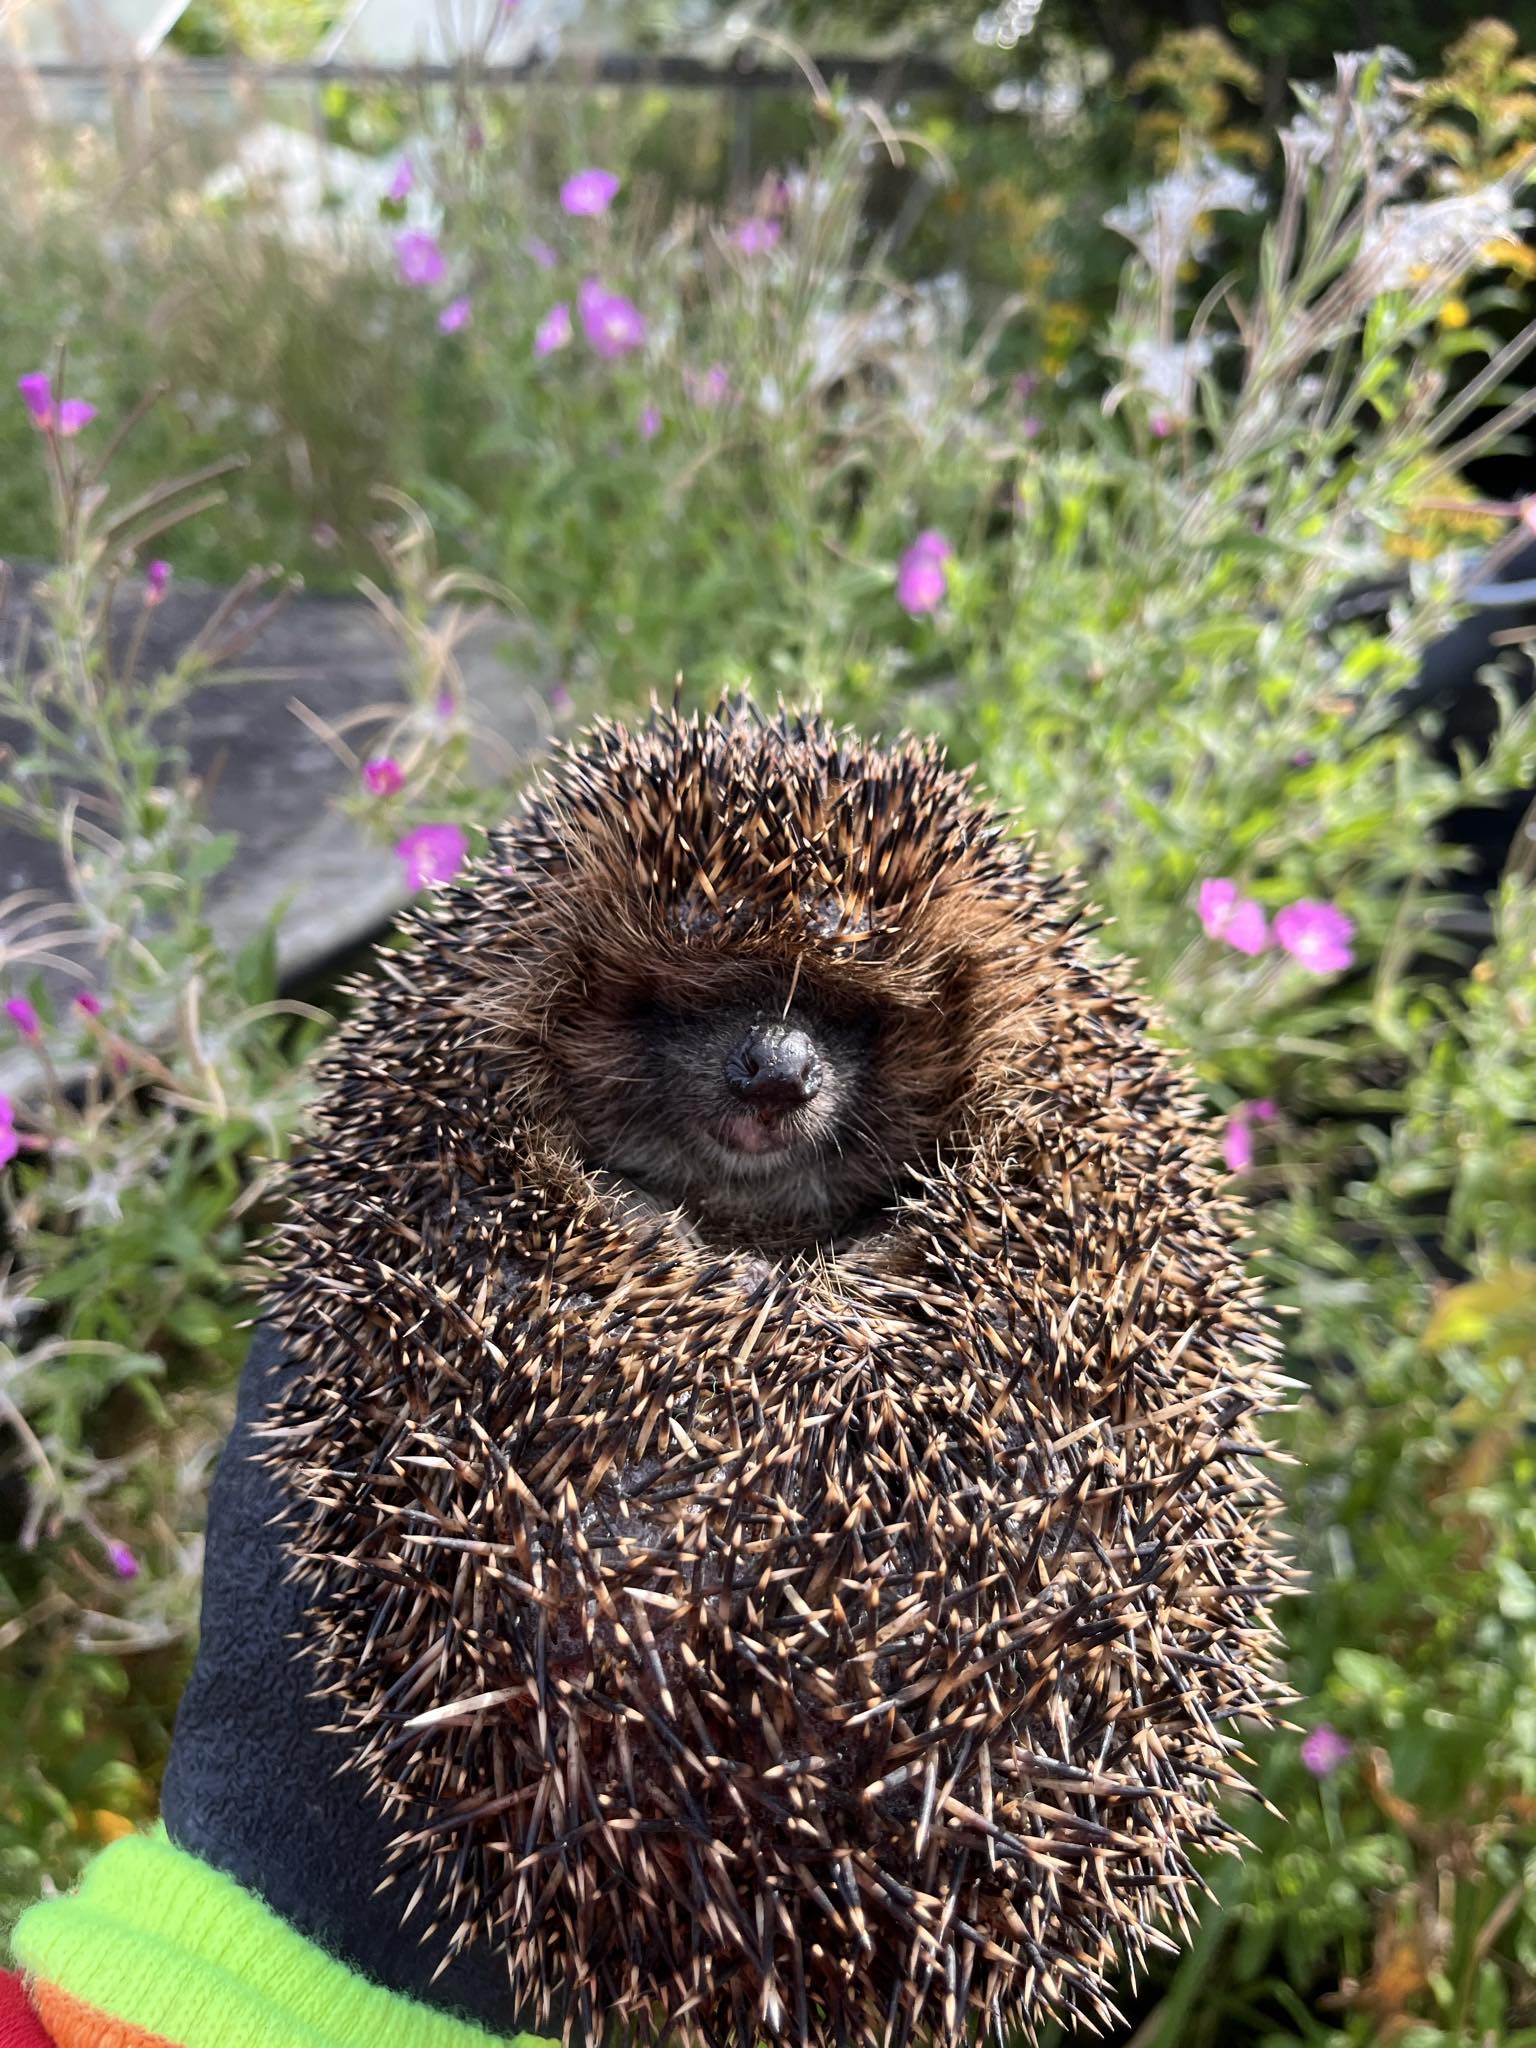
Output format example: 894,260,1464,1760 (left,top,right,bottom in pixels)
363,756,404,797
0,1094,16,1169
5,997,40,1041
438,296,473,334
535,302,572,357
733,217,781,255
526,236,559,270
639,404,662,440
311,522,339,551
18,372,52,425
1012,372,1038,400
560,168,620,218
1020,415,1042,440
550,683,573,715
74,991,103,1018
18,374,96,436
396,822,468,889
1222,1098,1277,1172
1275,900,1356,975
577,279,646,359
686,363,731,408
435,687,456,721
106,1540,140,1581
1222,1113,1253,1173
1198,878,1269,957
896,530,953,617
396,231,446,288
386,156,414,203
144,560,171,607
1149,411,1174,439
1300,1723,1350,1777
